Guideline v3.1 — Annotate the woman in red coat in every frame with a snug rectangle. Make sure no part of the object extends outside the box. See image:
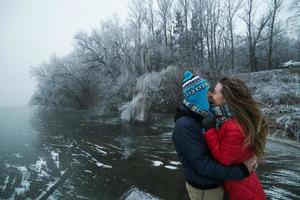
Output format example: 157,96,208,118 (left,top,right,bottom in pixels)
203,76,268,200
